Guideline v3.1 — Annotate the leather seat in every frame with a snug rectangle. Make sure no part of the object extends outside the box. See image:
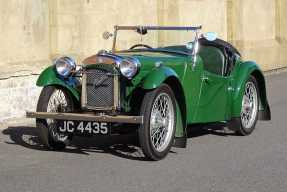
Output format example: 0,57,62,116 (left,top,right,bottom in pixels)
198,46,225,76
